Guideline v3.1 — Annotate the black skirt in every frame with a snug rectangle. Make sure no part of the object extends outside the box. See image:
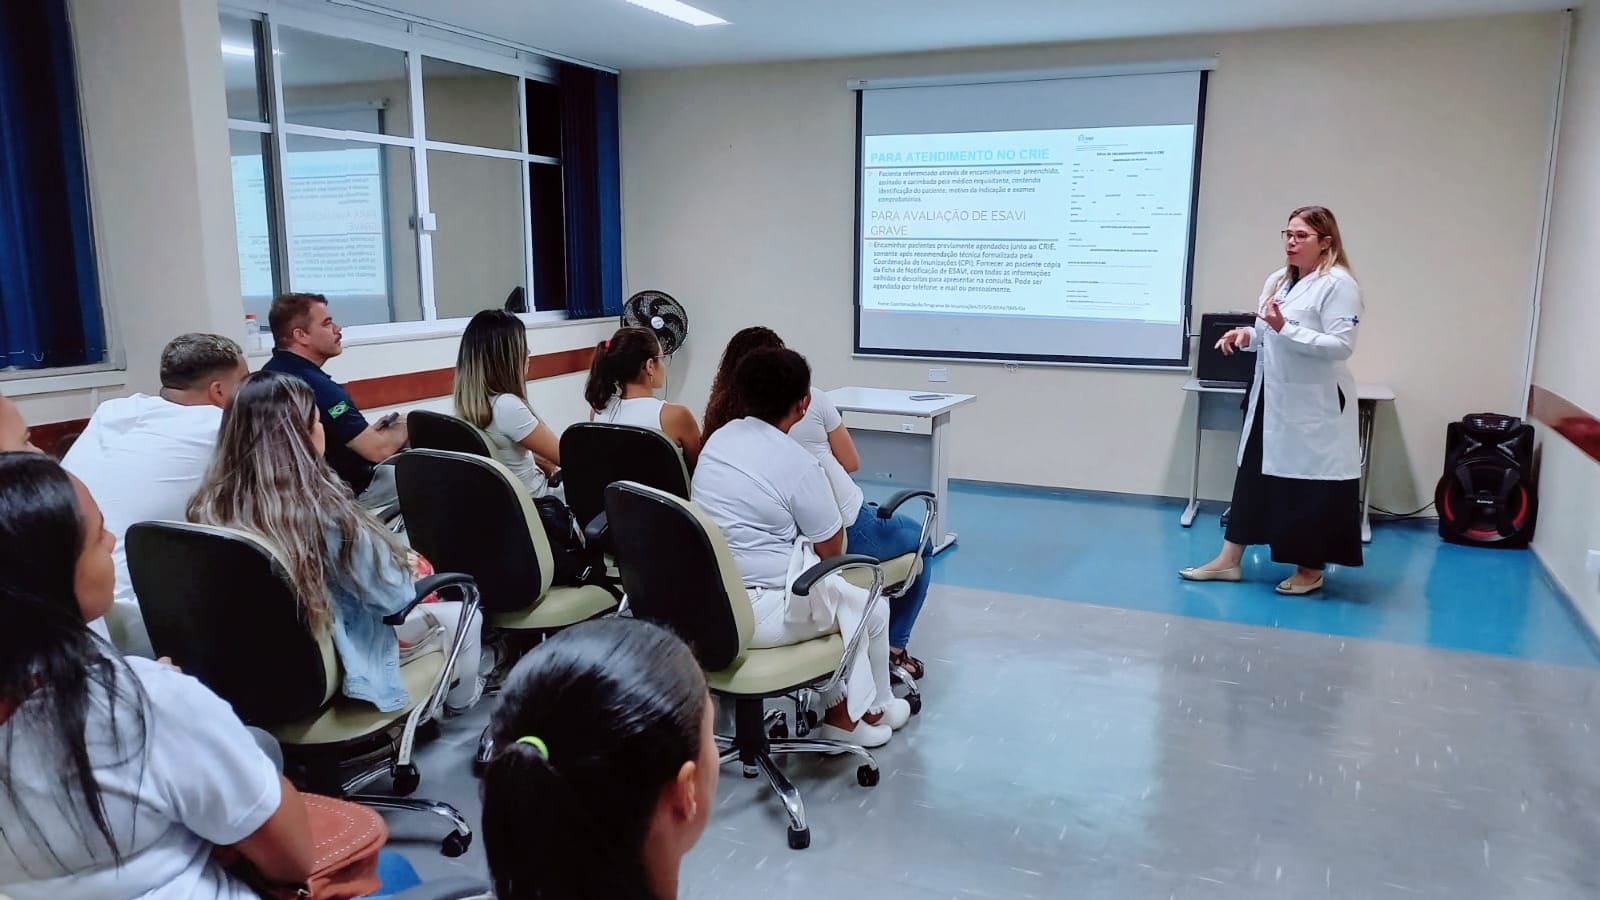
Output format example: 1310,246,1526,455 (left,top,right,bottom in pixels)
1225,388,1363,569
